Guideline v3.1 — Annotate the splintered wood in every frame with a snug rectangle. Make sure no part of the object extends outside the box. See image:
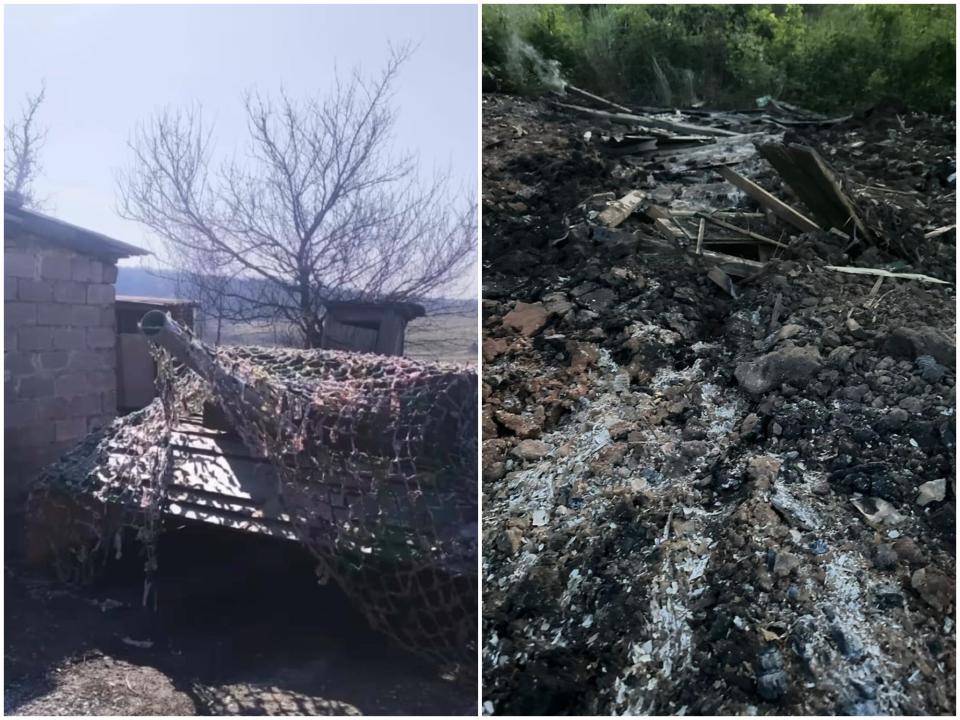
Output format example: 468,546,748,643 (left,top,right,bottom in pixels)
599,190,646,228
639,232,765,278
716,165,821,235
707,267,737,297
697,212,789,250
758,143,872,242
924,224,956,240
